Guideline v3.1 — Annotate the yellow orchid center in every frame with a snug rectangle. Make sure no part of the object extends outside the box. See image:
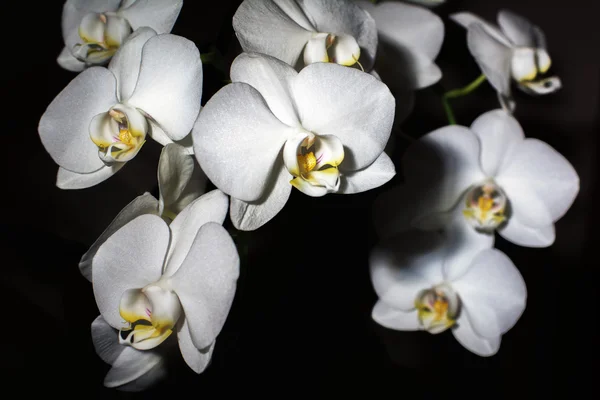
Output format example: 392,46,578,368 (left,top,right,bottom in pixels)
73,12,132,65
463,180,508,231
90,105,148,165
303,32,362,69
415,284,461,334
118,284,182,351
